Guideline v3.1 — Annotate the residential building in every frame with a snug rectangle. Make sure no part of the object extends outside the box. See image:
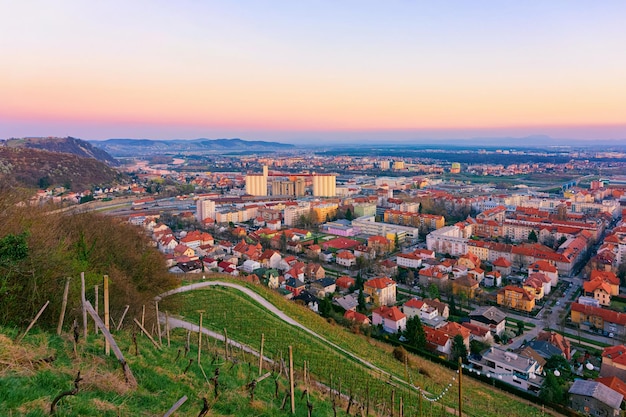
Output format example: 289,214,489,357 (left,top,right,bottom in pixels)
424,327,451,359
364,277,397,306
569,380,623,417
469,306,507,336
571,303,626,339
468,346,543,393
496,286,535,312
372,306,406,333
452,275,480,299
